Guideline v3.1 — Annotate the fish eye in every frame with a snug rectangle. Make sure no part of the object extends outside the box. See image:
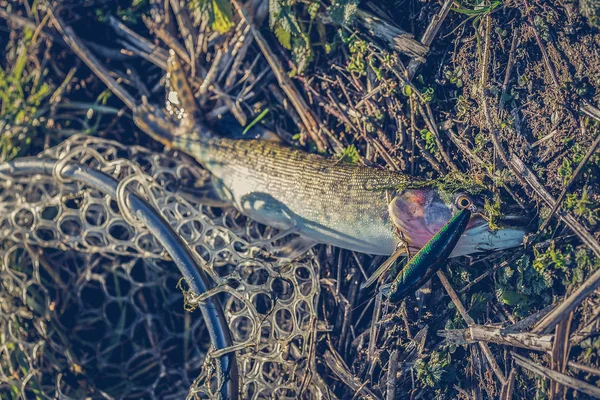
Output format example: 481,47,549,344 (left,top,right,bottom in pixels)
456,195,472,209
